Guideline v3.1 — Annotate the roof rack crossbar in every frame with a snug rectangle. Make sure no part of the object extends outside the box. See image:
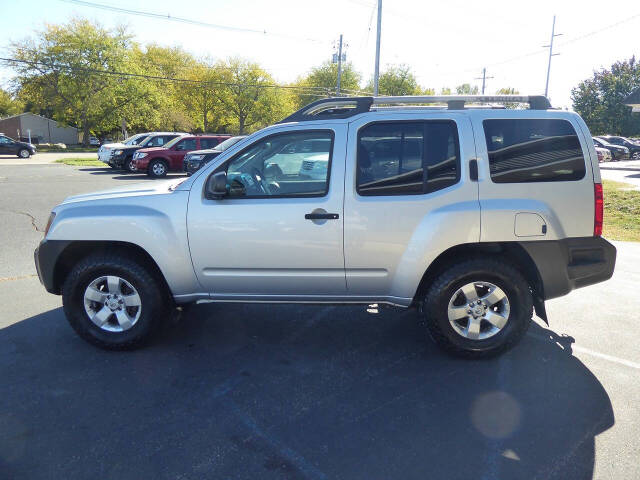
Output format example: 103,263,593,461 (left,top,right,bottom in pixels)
278,95,552,123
